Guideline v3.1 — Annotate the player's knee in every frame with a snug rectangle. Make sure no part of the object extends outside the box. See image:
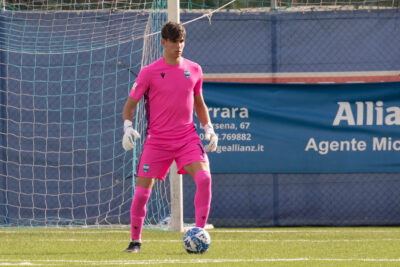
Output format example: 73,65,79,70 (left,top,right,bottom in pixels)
134,192,151,204
131,187,151,216
134,186,152,200
194,170,212,189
